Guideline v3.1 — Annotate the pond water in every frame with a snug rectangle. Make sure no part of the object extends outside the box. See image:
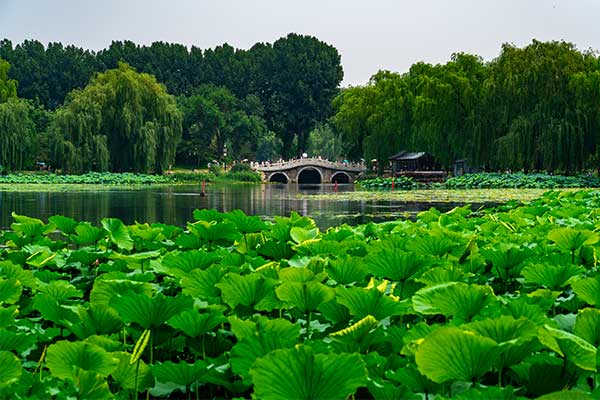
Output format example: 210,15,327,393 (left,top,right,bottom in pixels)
0,183,505,229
